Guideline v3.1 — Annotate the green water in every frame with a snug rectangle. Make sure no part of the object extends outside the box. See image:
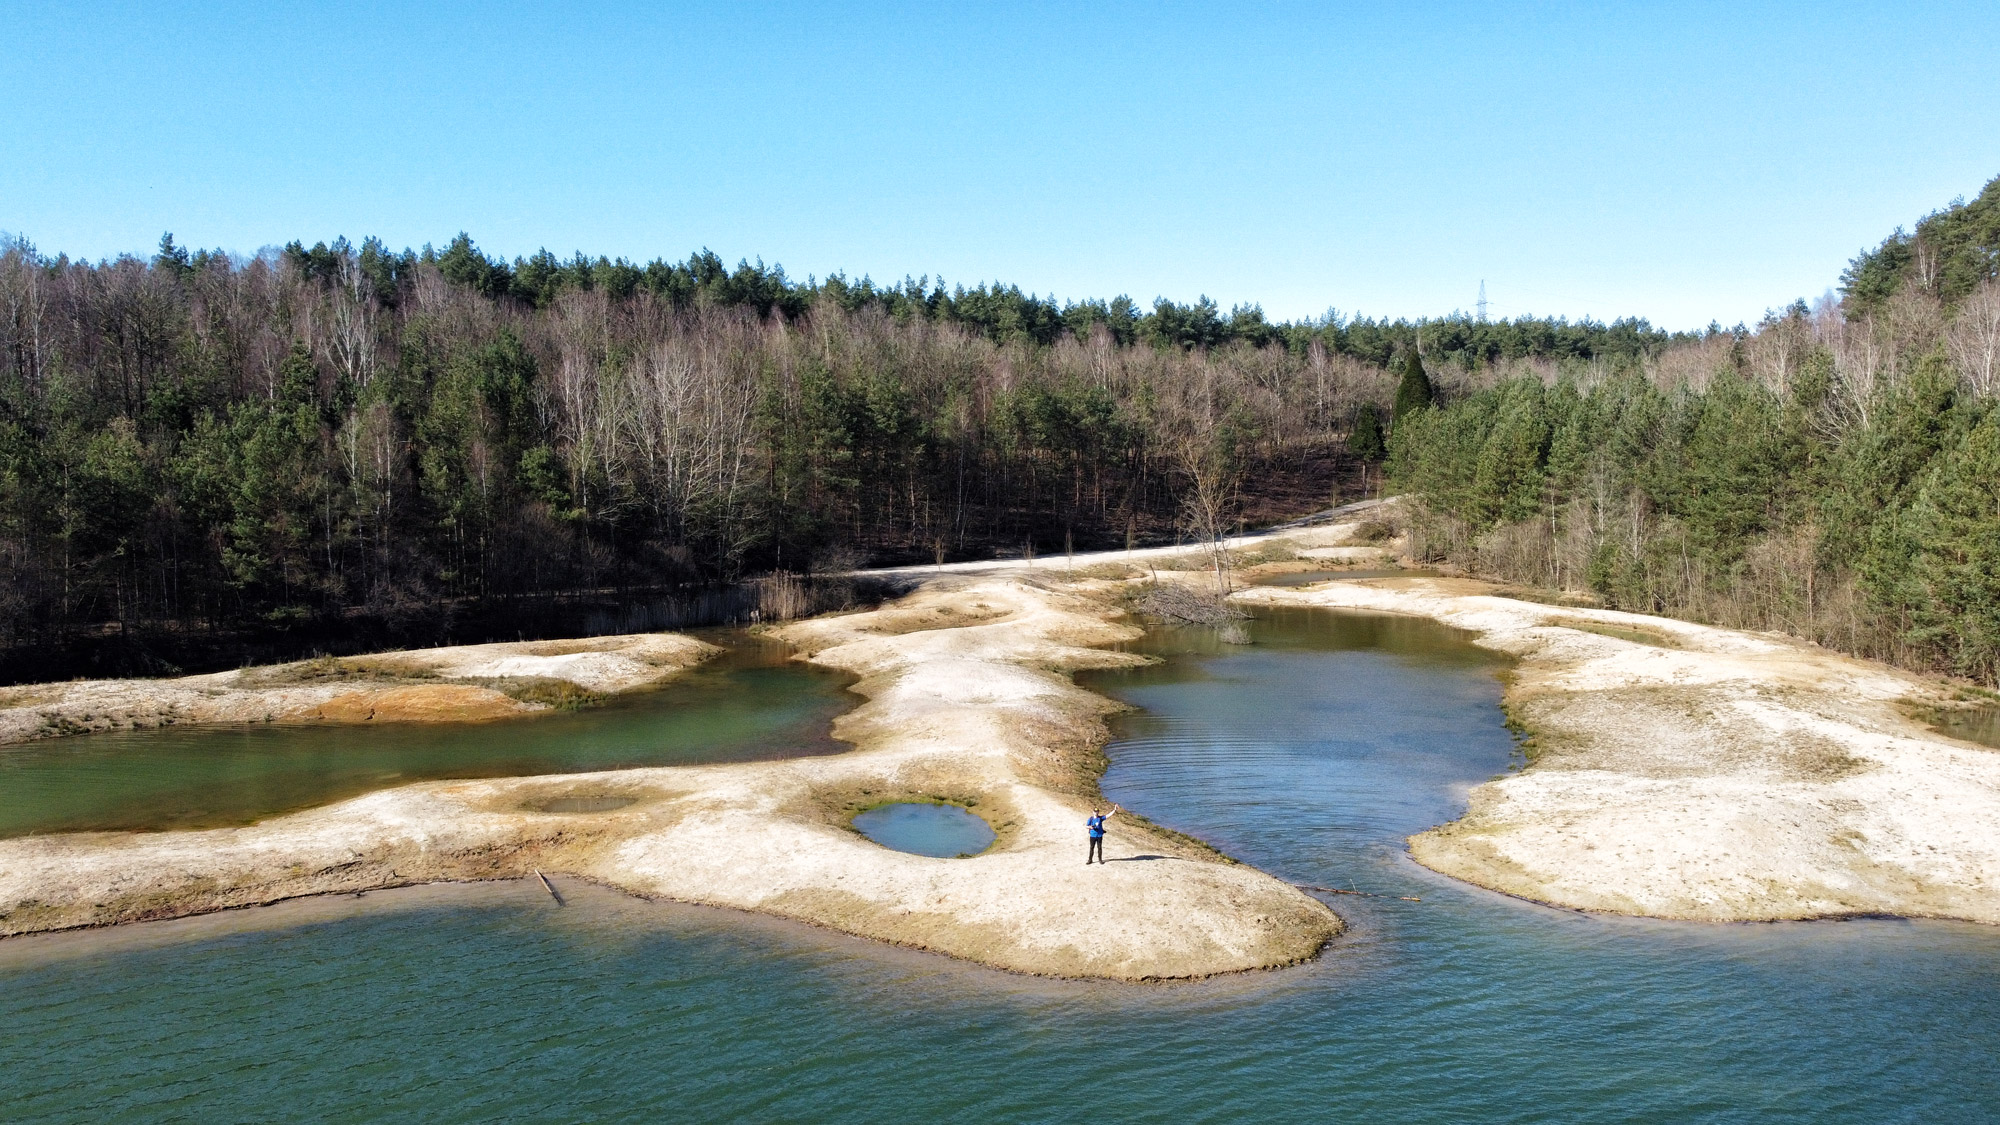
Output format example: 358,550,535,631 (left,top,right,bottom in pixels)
3,608,1997,1122
1930,702,2000,750
0,632,854,837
